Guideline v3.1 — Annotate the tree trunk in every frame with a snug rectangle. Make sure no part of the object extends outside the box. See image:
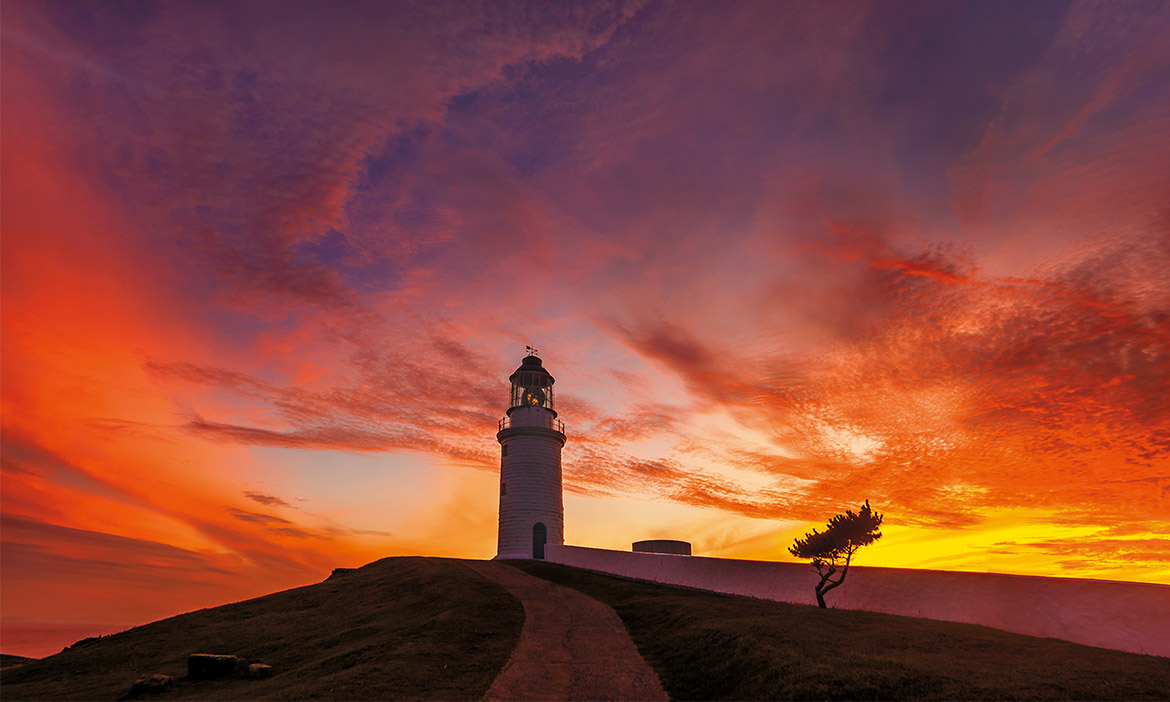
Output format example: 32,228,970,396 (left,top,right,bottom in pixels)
813,567,835,609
